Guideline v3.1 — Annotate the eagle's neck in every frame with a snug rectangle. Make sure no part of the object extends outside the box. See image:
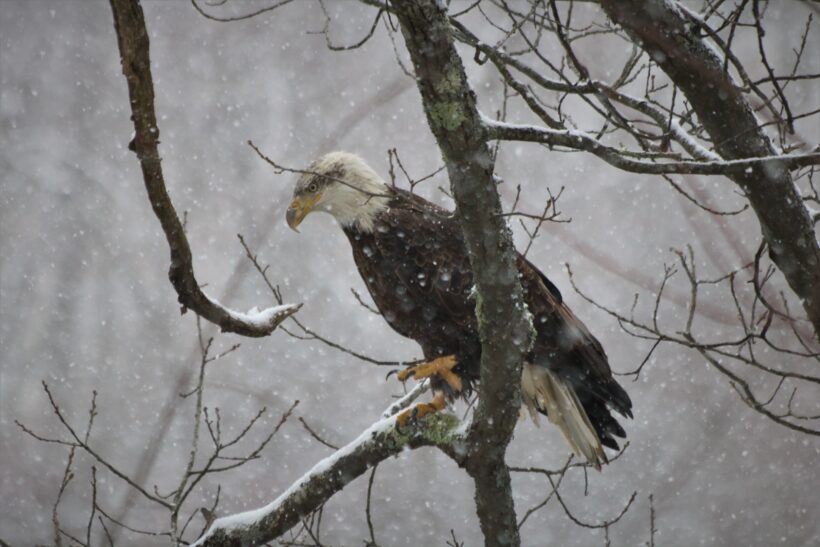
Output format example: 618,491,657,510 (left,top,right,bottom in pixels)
326,177,392,233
